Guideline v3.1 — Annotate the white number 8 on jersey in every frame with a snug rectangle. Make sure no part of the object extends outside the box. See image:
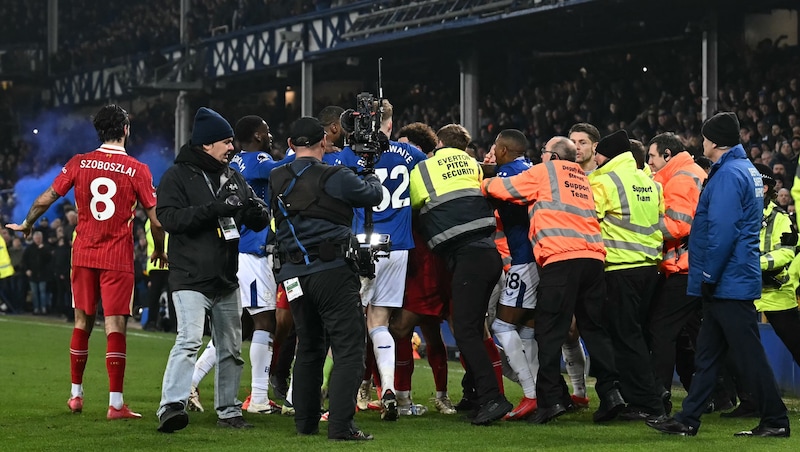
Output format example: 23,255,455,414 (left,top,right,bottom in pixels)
90,177,117,221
